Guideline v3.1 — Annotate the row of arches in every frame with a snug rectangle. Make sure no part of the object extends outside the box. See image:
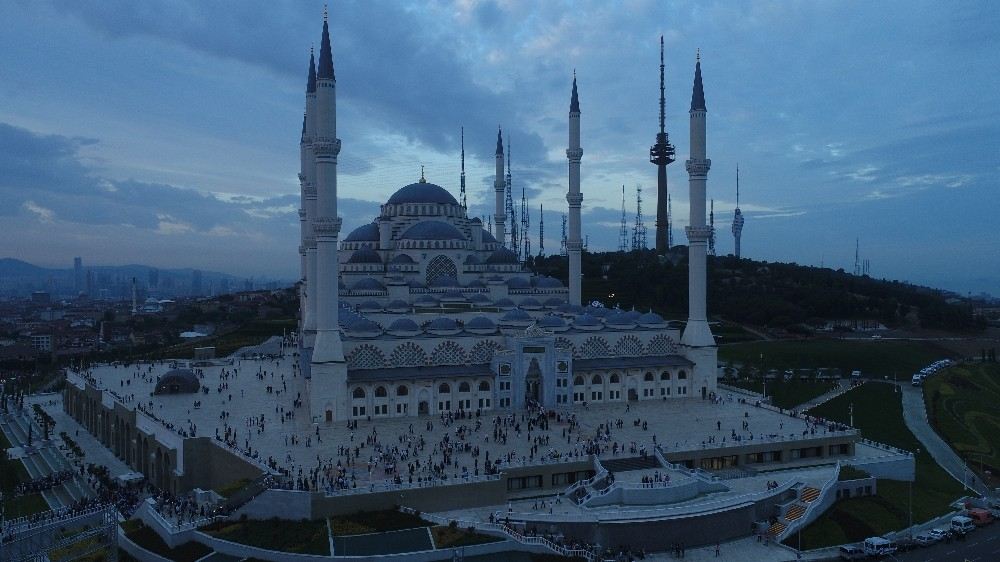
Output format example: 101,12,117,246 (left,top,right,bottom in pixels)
348,379,494,418
570,370,690,403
